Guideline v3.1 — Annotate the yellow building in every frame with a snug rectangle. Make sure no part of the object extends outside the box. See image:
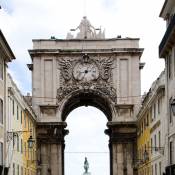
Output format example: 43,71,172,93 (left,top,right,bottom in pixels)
22,103,37,175
137,94,151,175
6,74,37,175
137,71,165,175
